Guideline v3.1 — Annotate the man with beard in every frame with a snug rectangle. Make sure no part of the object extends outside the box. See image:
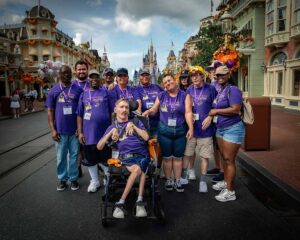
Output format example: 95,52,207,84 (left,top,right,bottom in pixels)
77,69,112,192
46,65,83,191
73,60,90,178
